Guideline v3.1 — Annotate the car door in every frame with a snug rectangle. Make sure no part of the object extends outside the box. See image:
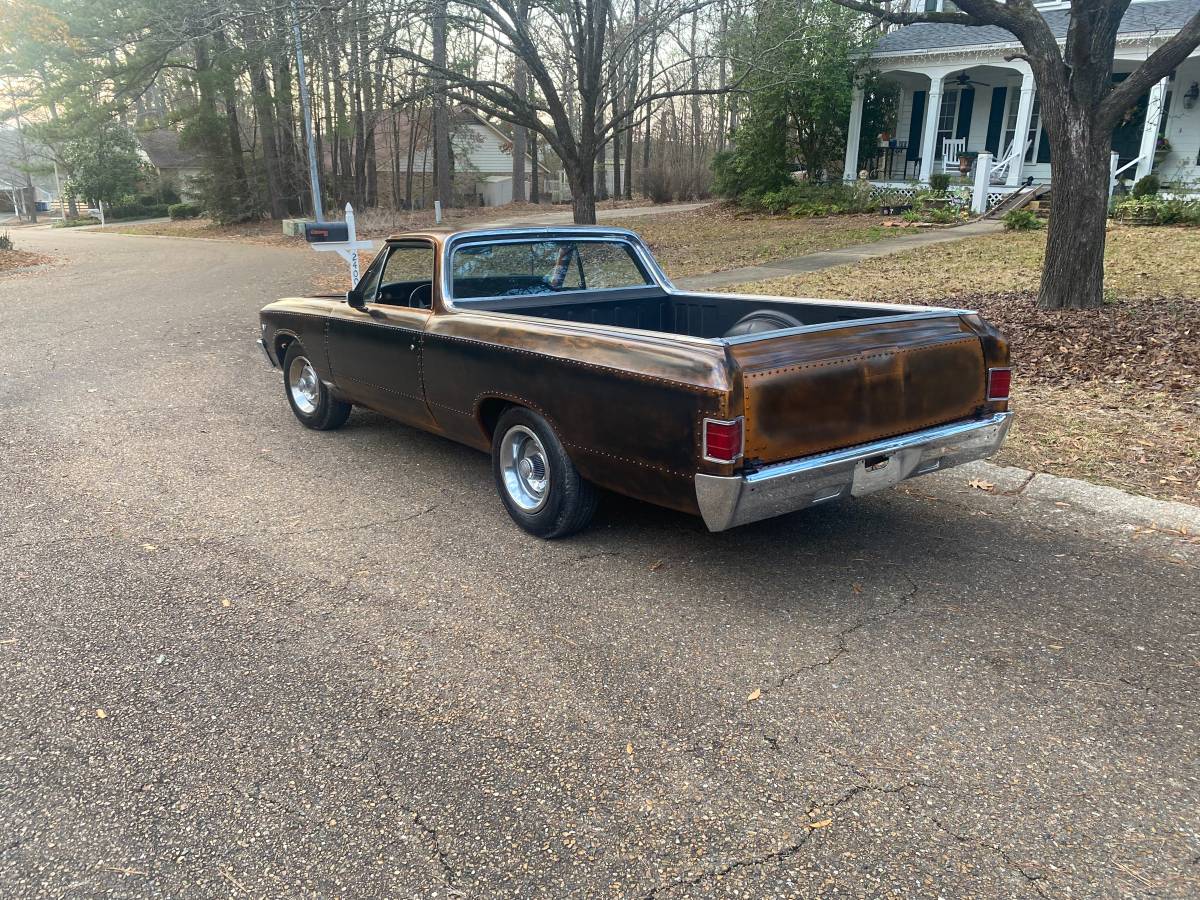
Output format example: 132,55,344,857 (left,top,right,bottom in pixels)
326,240,436,428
